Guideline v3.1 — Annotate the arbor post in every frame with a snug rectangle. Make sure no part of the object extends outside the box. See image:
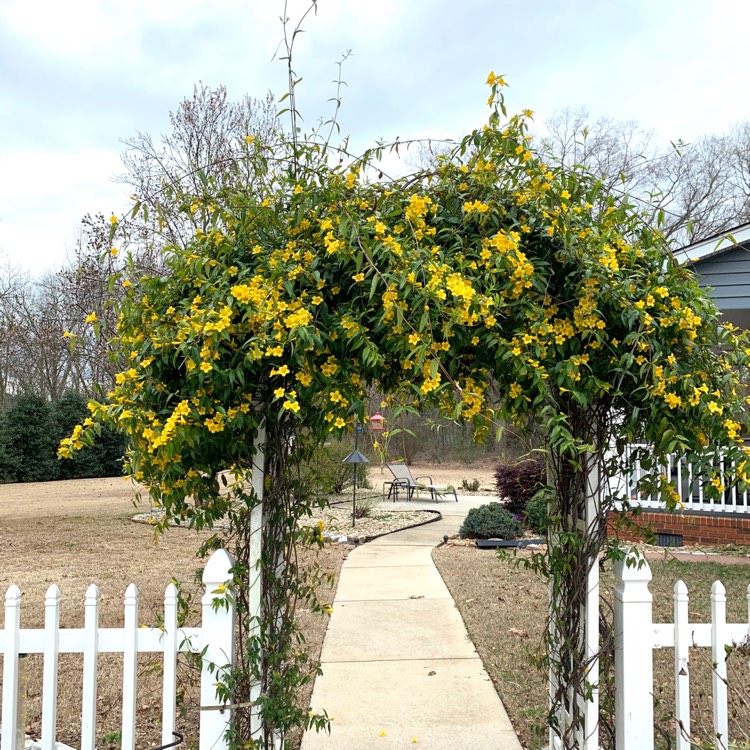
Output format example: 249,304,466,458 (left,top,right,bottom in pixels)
583,459,600,749
249,423,266,742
